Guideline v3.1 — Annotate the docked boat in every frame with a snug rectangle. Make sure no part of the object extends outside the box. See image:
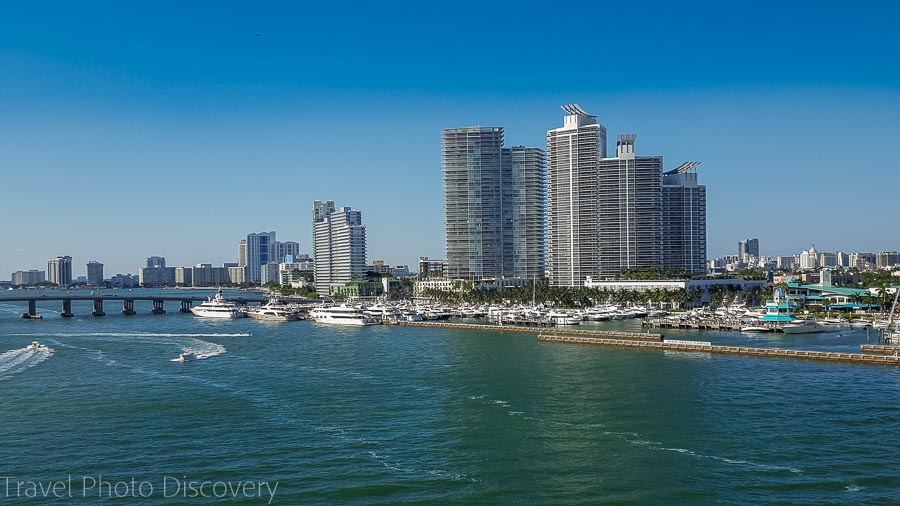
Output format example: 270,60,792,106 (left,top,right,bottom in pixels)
190,290,246,319
247,298,299,321
546,311,582,325
309,305,378,326
740,326,770,333
782,318,824,334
